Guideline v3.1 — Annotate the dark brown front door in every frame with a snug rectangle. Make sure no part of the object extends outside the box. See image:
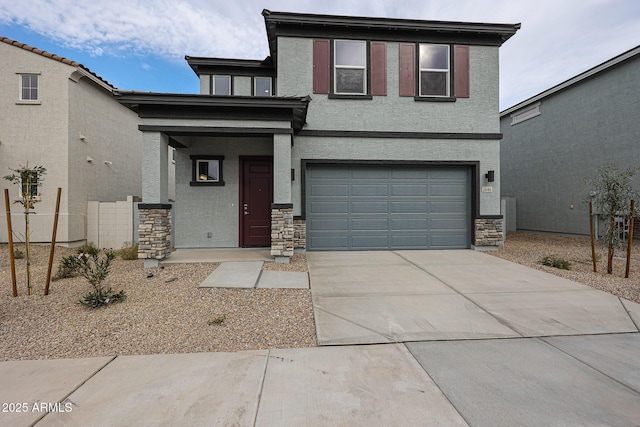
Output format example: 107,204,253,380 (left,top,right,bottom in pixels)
240,157,273,247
